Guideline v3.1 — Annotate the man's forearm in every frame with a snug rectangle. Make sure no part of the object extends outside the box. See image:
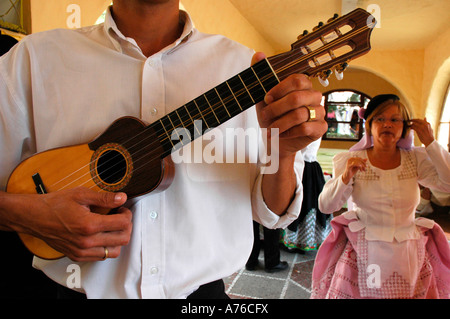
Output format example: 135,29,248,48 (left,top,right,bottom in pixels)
261,154,297,216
